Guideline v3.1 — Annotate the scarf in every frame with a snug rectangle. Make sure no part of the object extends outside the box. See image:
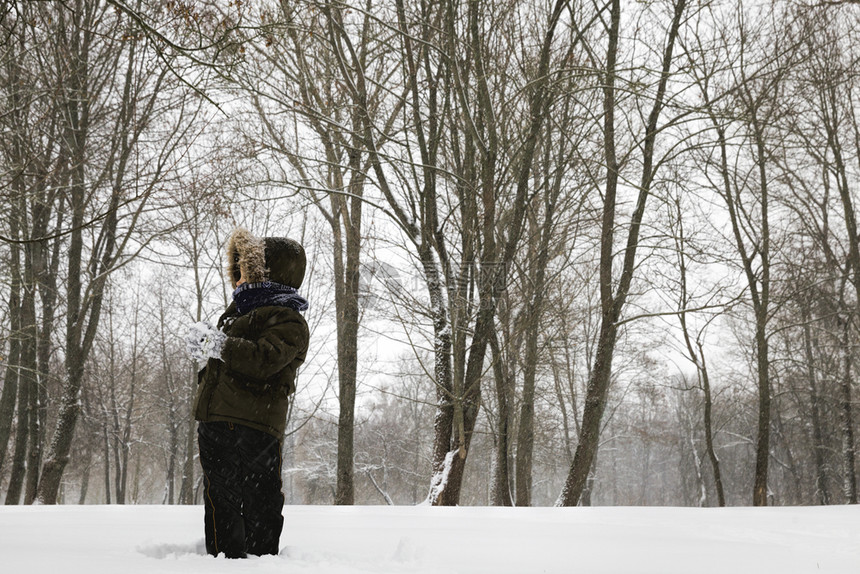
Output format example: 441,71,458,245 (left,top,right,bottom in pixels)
232,281,310,316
